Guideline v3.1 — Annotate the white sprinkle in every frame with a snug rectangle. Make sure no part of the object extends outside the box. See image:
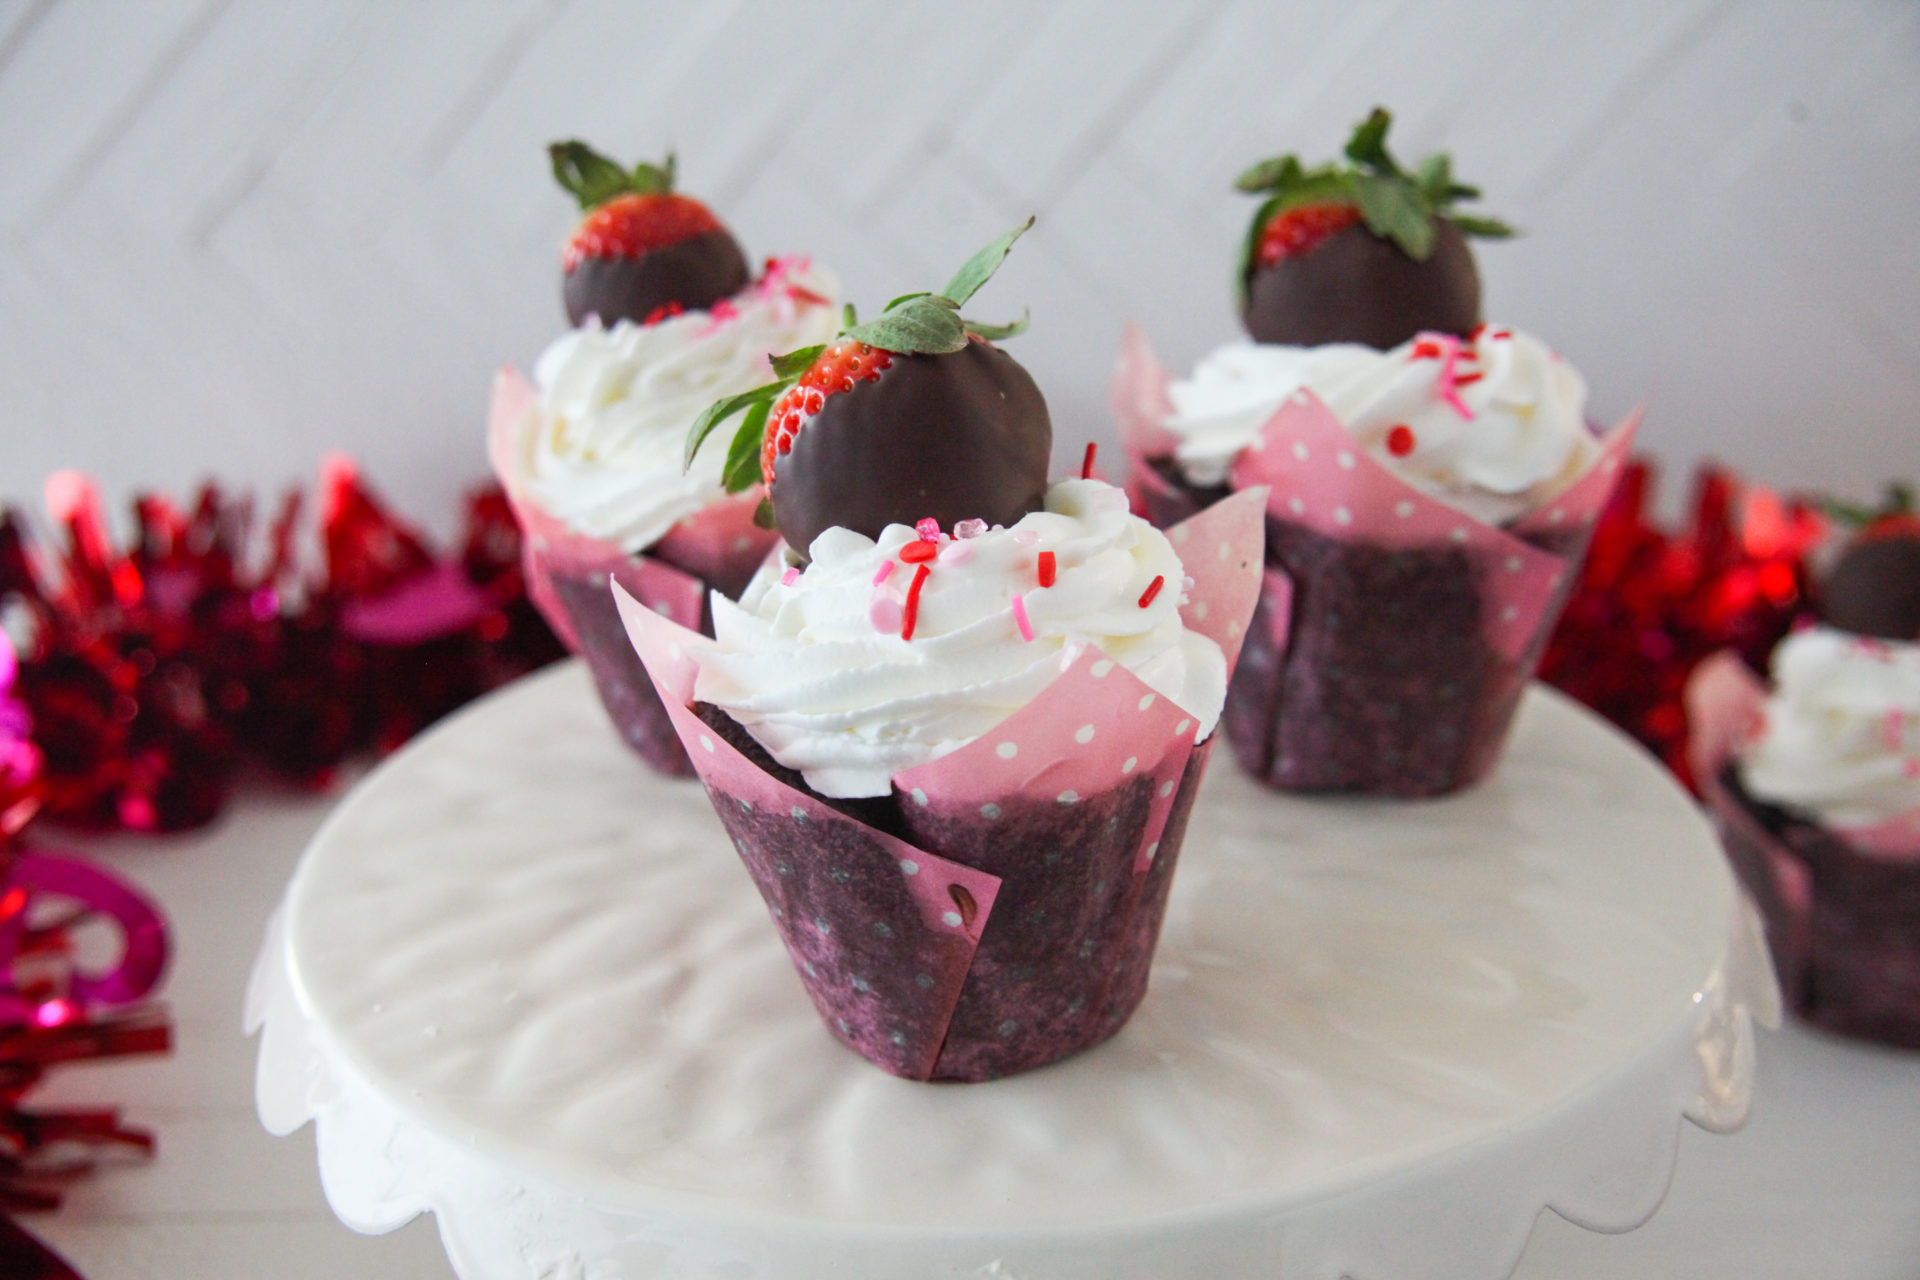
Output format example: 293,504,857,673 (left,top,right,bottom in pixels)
911,787,928,806
1501,605,1519,622
732,534,753,552
1506,556,1524,573
1449,527,1469,543
653,602,673,616
790,806,807,821
1548,508,1564,525
1291,441,1310,461
668,642,682,659
1146,841,1160,860
1160,780,1176,798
